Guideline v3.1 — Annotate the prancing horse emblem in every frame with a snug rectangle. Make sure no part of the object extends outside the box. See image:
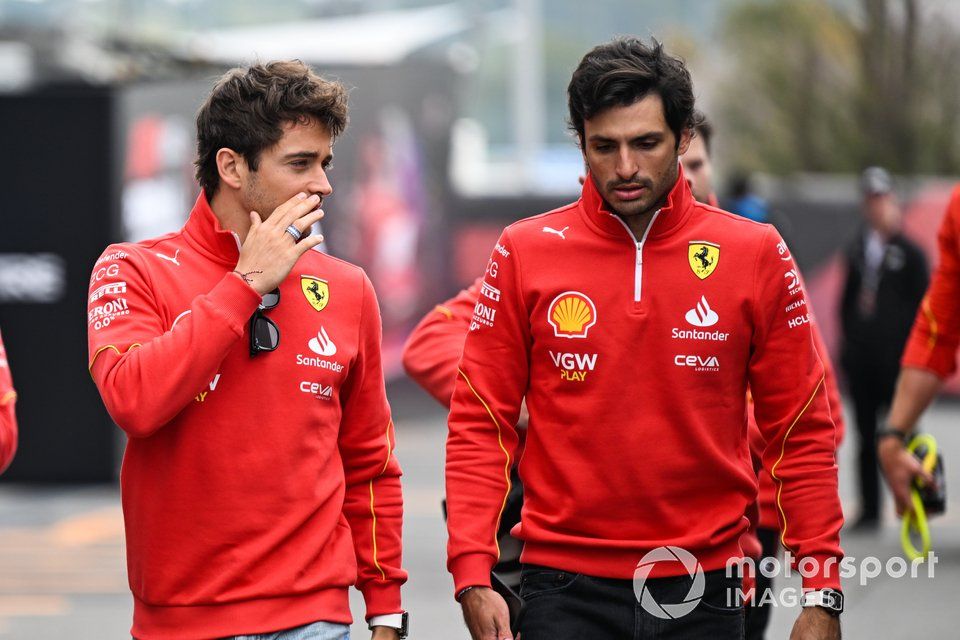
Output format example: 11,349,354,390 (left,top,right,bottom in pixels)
300,276,329,312
688,242,720,280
